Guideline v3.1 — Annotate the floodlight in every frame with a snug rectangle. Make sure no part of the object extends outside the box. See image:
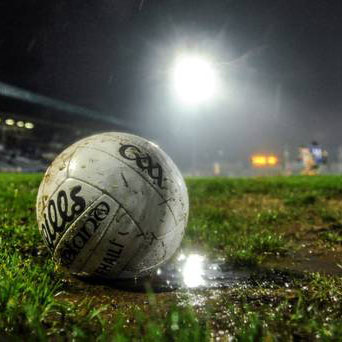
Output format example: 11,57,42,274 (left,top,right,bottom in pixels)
172,54,217,106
